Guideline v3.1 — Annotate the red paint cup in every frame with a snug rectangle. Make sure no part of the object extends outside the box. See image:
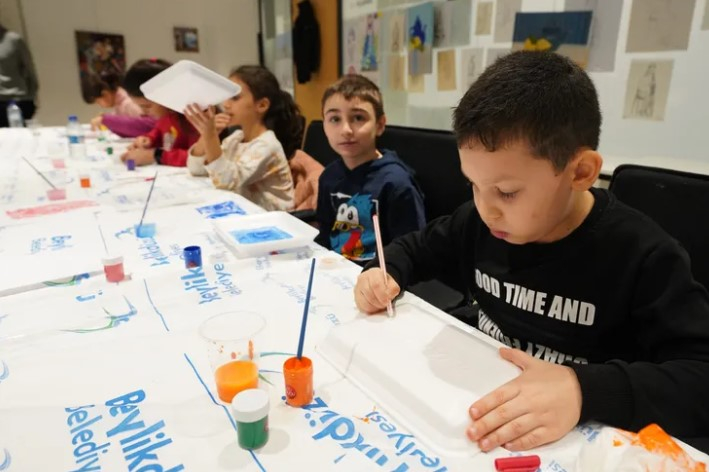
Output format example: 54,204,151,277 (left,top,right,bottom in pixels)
102,255,125,283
